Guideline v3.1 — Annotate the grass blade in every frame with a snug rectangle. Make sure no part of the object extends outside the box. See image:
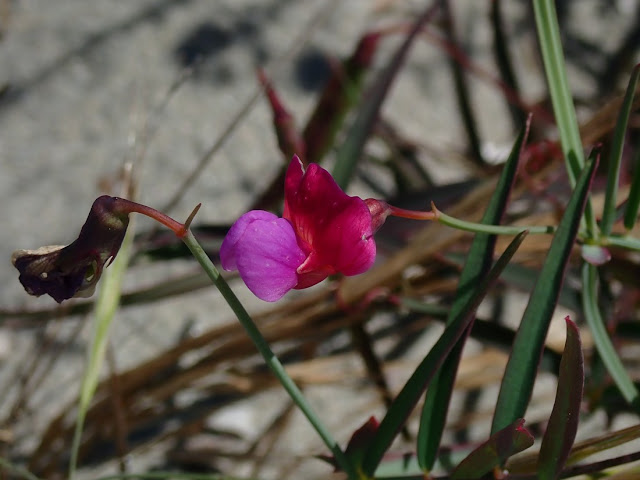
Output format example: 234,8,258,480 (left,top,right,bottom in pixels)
508,424,640,474
603,63,640,234
533,0,598,238
538,316,584,480
416,119,530,471
582,263,640,406
68,217,136,478
532,0,584,182
360,230,529,478
491,153,598,434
